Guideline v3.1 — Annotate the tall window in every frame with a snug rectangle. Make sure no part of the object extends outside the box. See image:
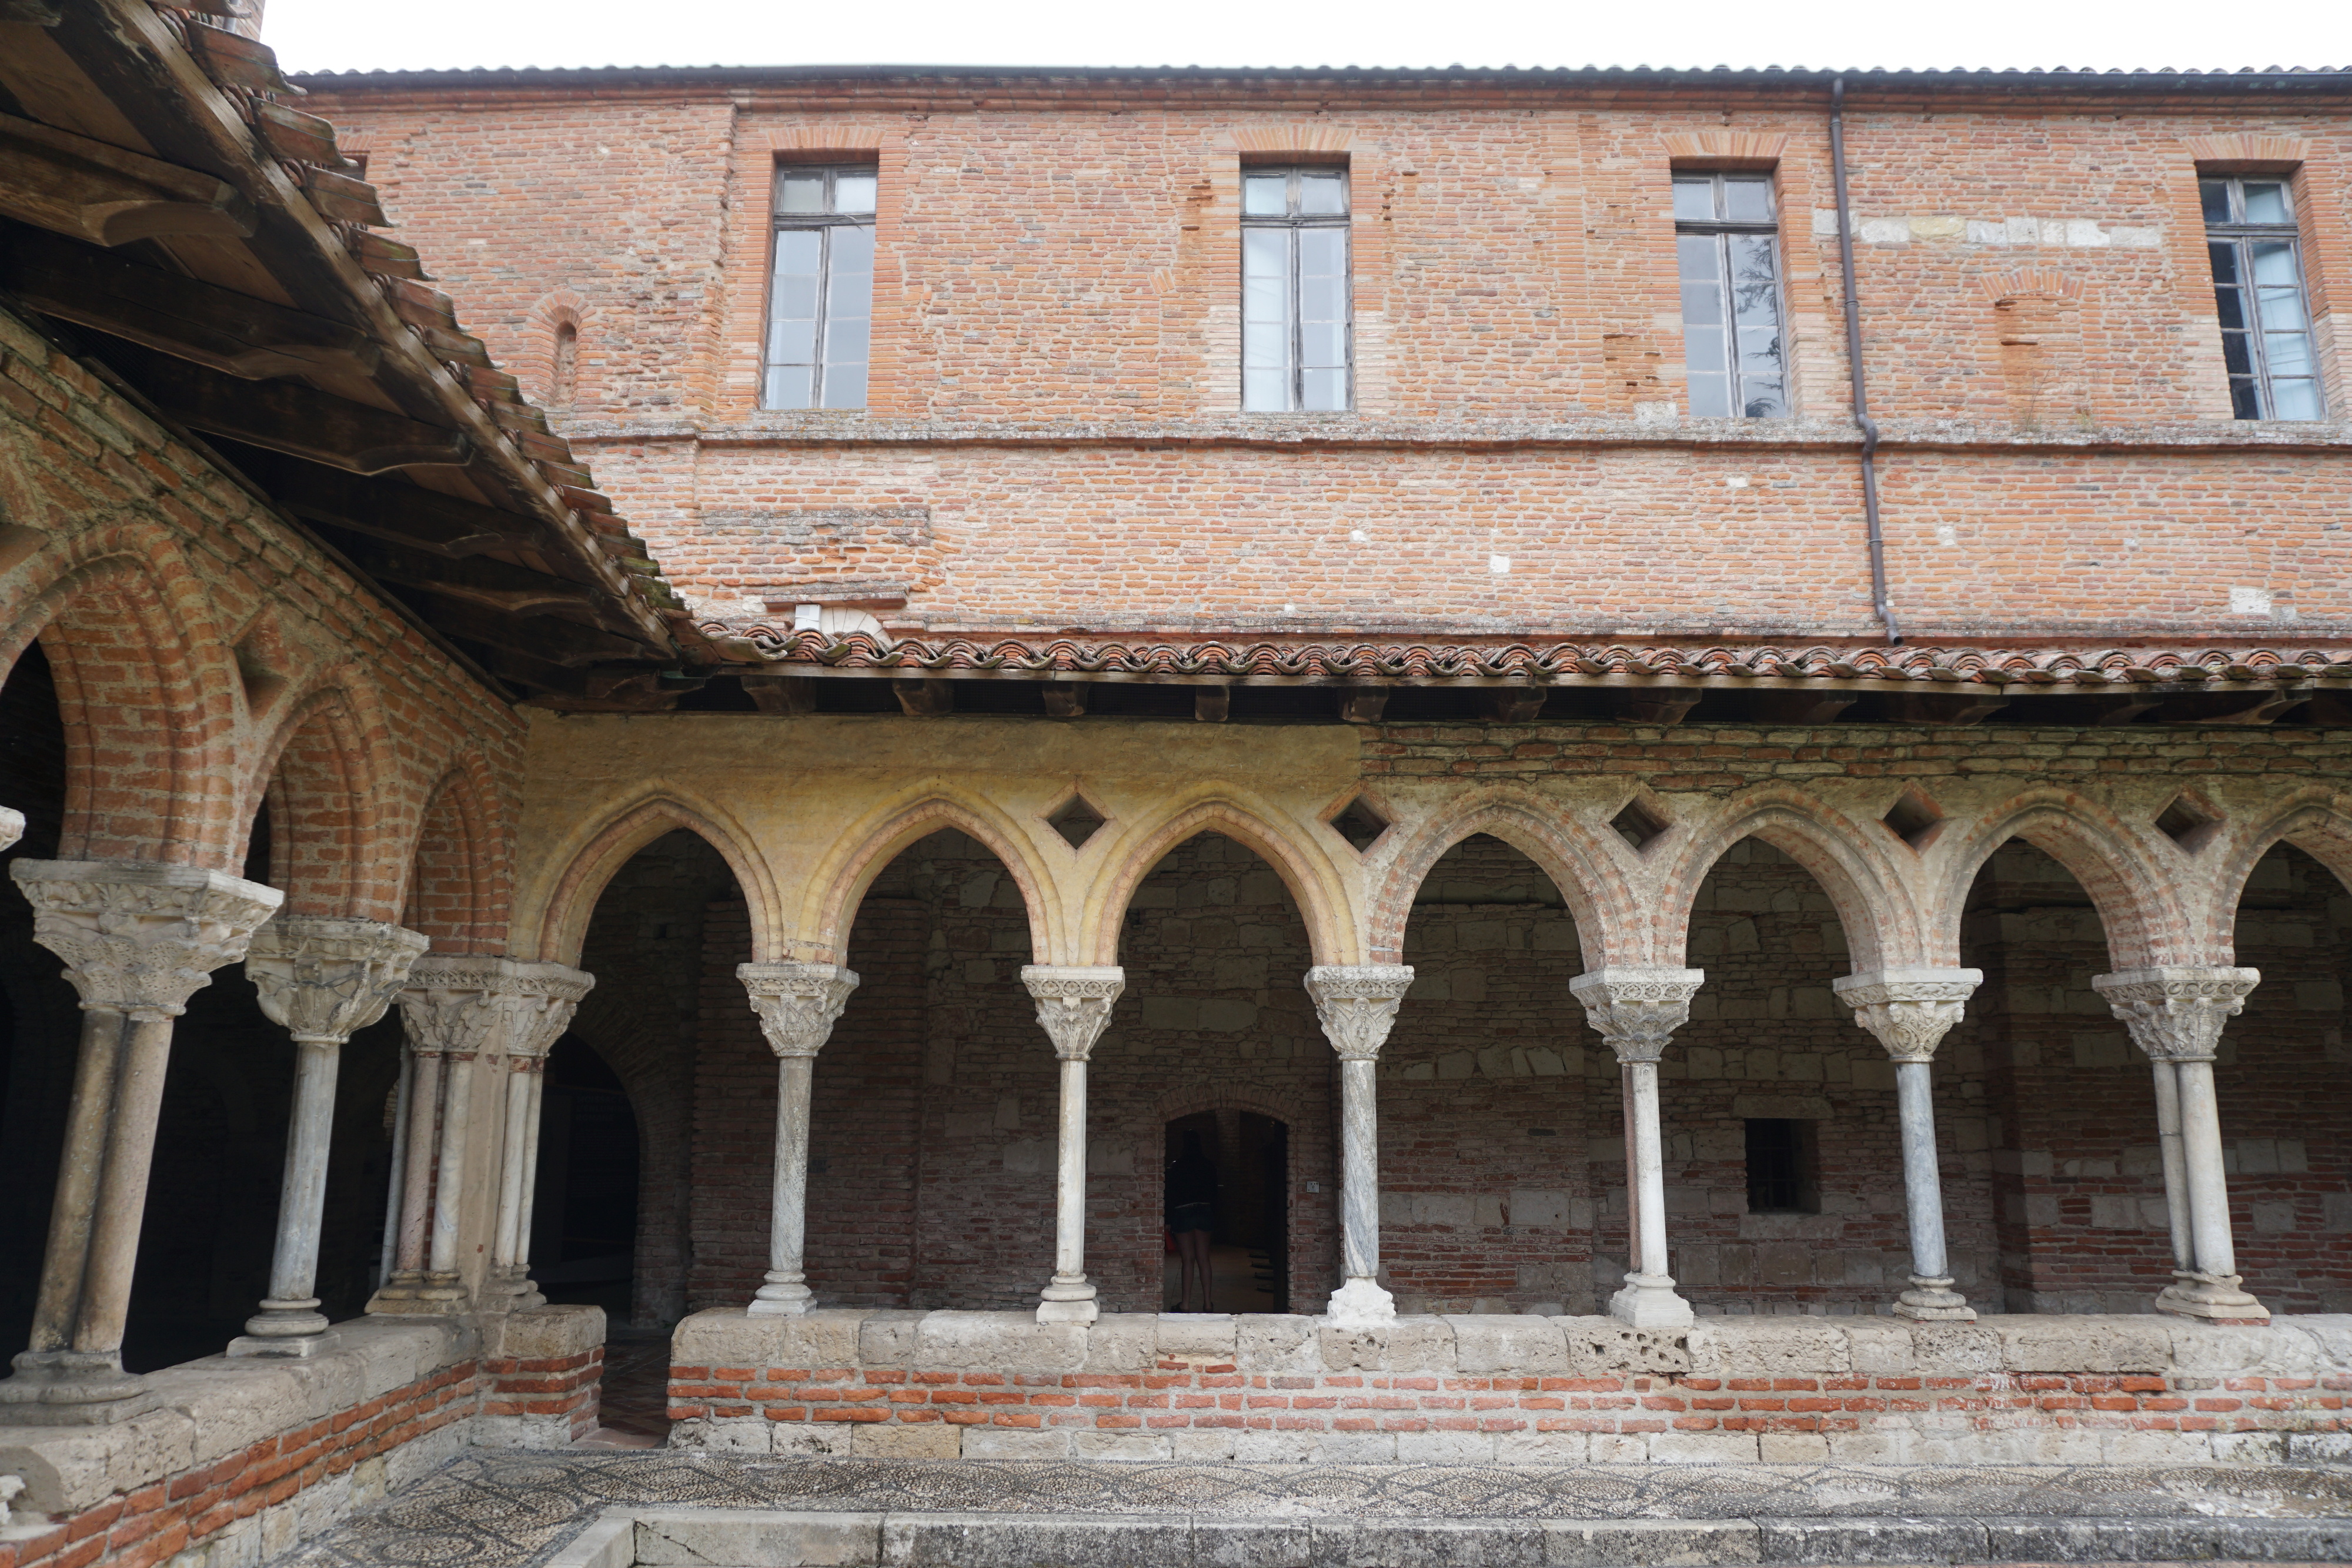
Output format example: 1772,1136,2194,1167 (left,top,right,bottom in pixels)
764,165,876,410
1242,167,1351,412
1673,172,1787,419
2203,176,2323,420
